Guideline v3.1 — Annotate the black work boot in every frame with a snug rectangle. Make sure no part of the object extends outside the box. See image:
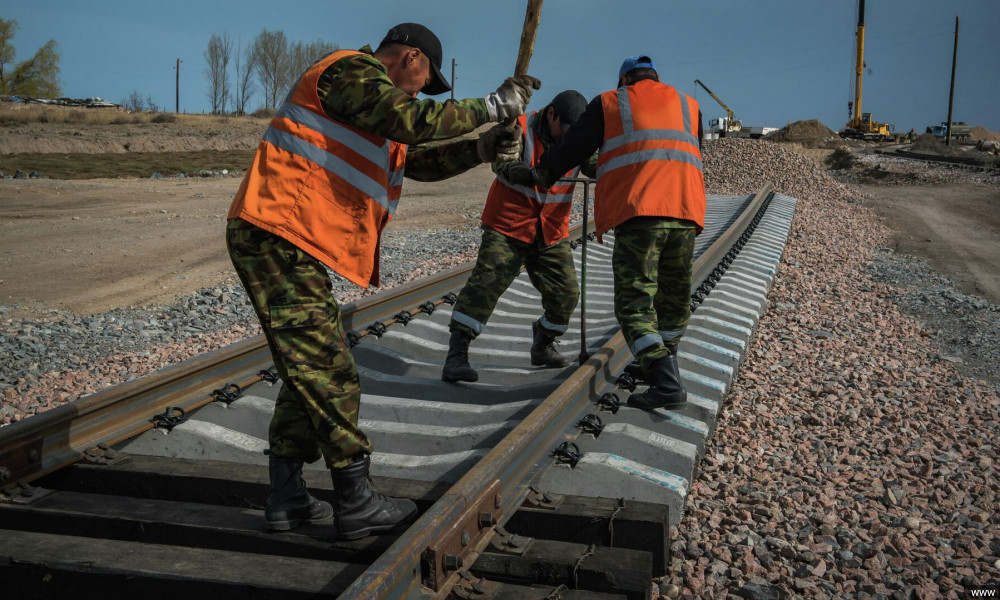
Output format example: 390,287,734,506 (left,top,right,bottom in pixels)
442,329,478,382
331,454,418,540
265,456,334,531
627,354,687,410
530,320,572,368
